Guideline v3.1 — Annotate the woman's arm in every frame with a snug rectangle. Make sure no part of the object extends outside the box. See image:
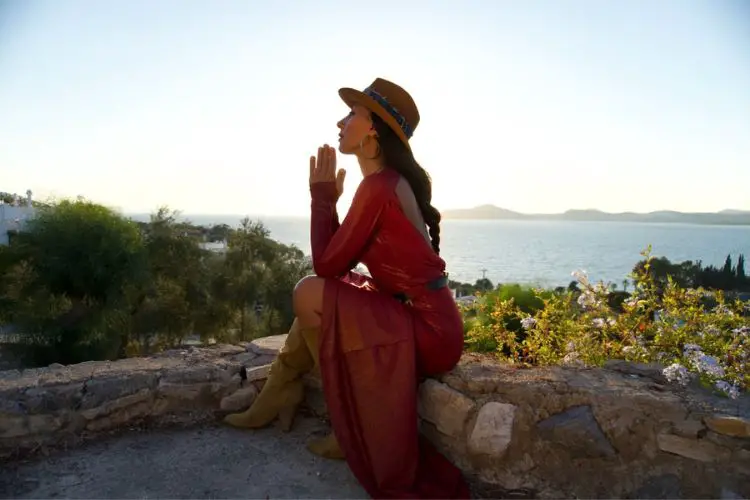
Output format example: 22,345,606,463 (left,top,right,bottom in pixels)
310,175,388,278
310,180,341,253
309,185,375,288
